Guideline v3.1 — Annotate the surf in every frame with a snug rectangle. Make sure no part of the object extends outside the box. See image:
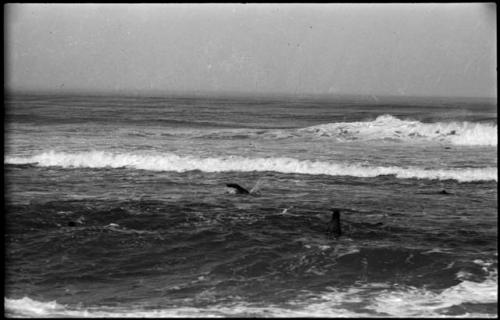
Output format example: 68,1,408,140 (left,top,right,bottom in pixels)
6,268,497,318
5,150,497,182
299,114,497,147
